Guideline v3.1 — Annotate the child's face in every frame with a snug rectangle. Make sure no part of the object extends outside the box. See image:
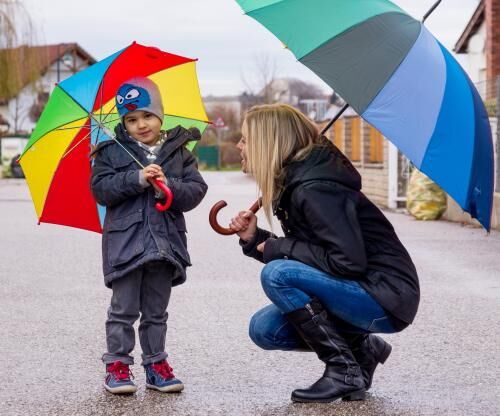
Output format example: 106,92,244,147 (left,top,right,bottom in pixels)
123,110,162,145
